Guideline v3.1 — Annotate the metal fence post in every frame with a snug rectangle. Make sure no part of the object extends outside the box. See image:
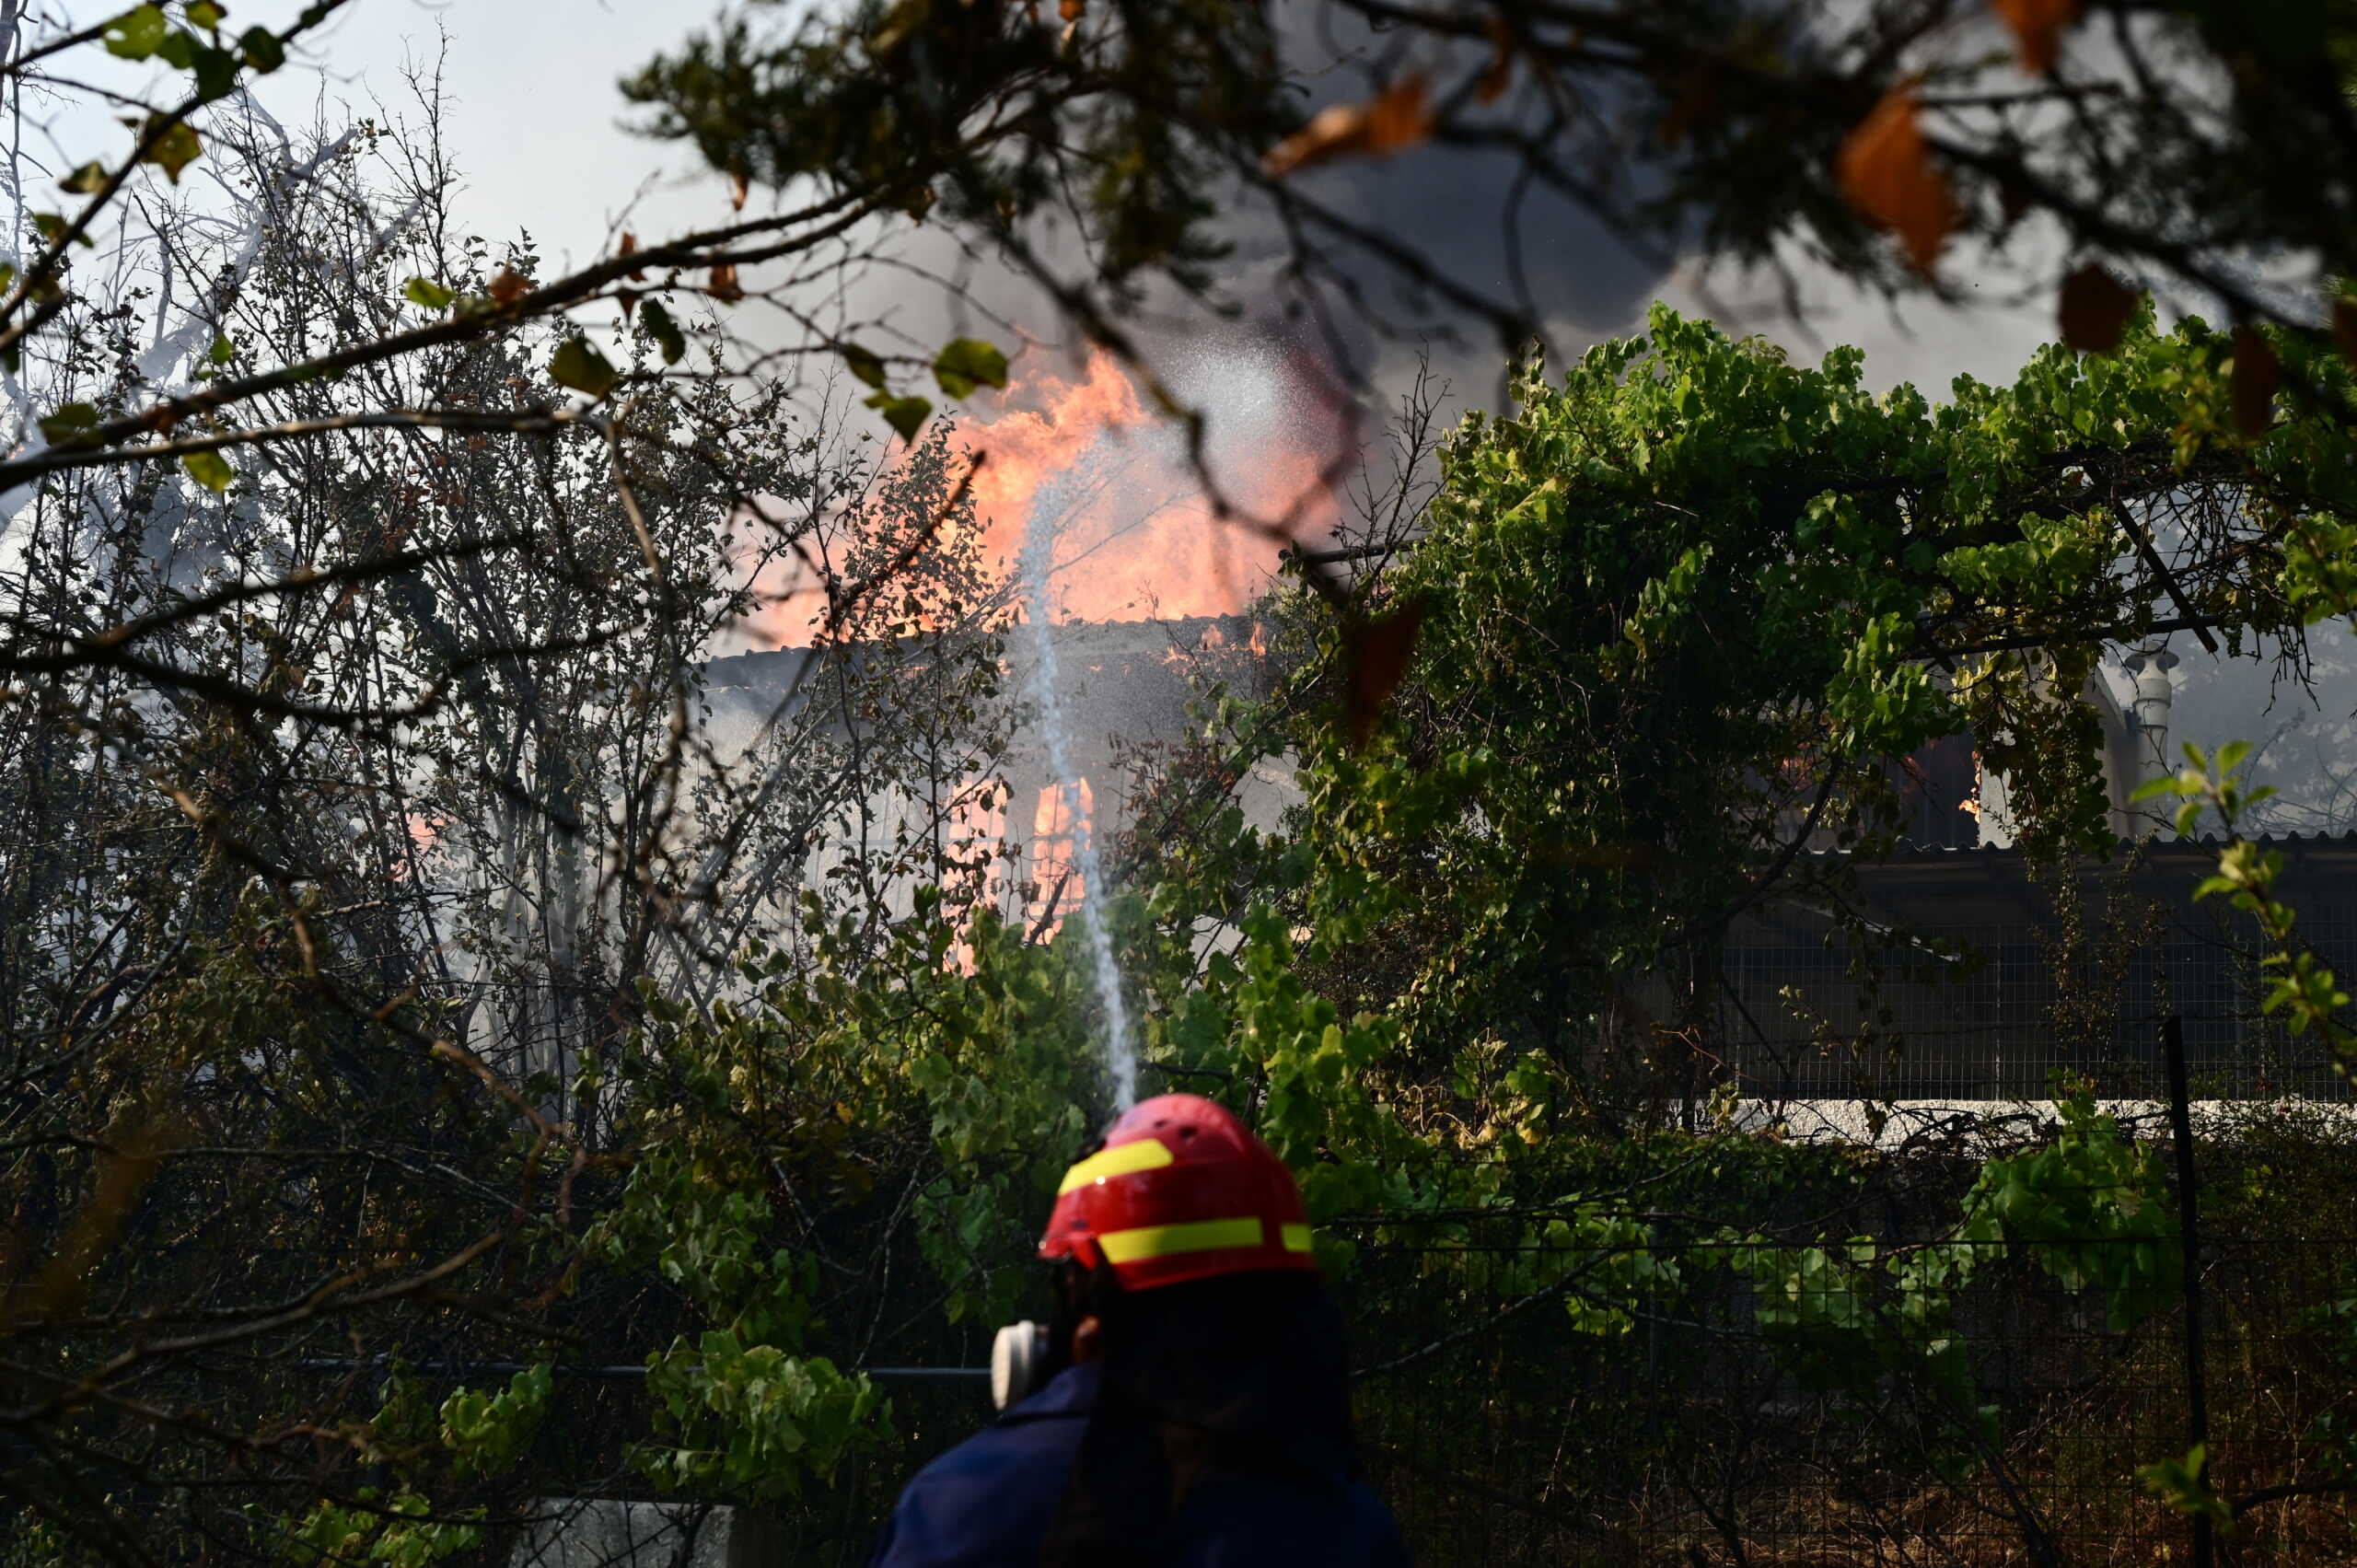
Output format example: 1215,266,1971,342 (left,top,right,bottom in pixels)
2163,1012,2212,1568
